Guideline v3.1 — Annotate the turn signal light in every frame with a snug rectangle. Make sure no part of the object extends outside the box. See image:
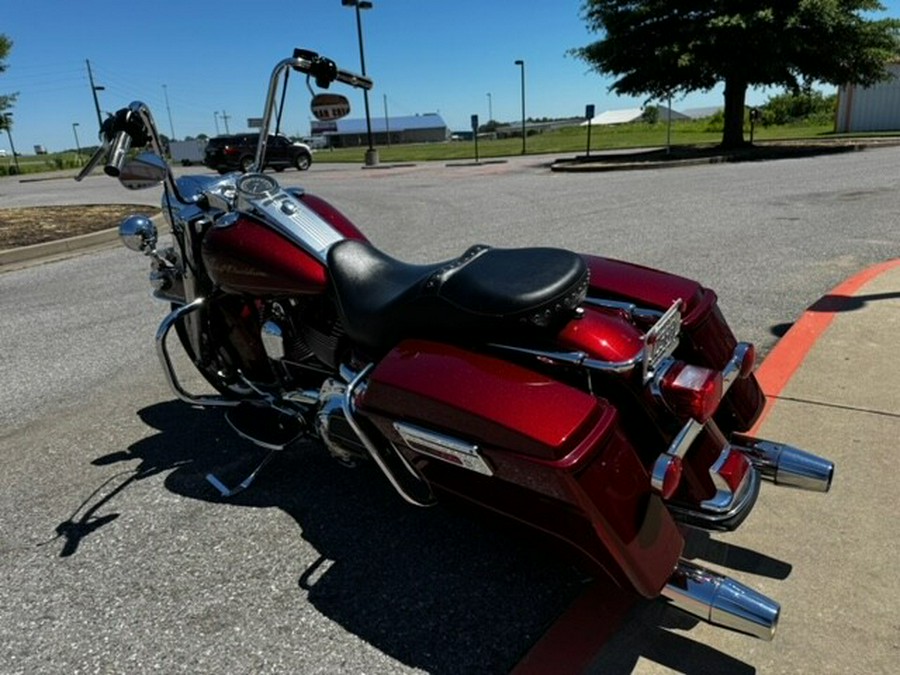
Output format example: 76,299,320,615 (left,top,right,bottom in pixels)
651,453,683,500
738,343,756,379
659,362,723,423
